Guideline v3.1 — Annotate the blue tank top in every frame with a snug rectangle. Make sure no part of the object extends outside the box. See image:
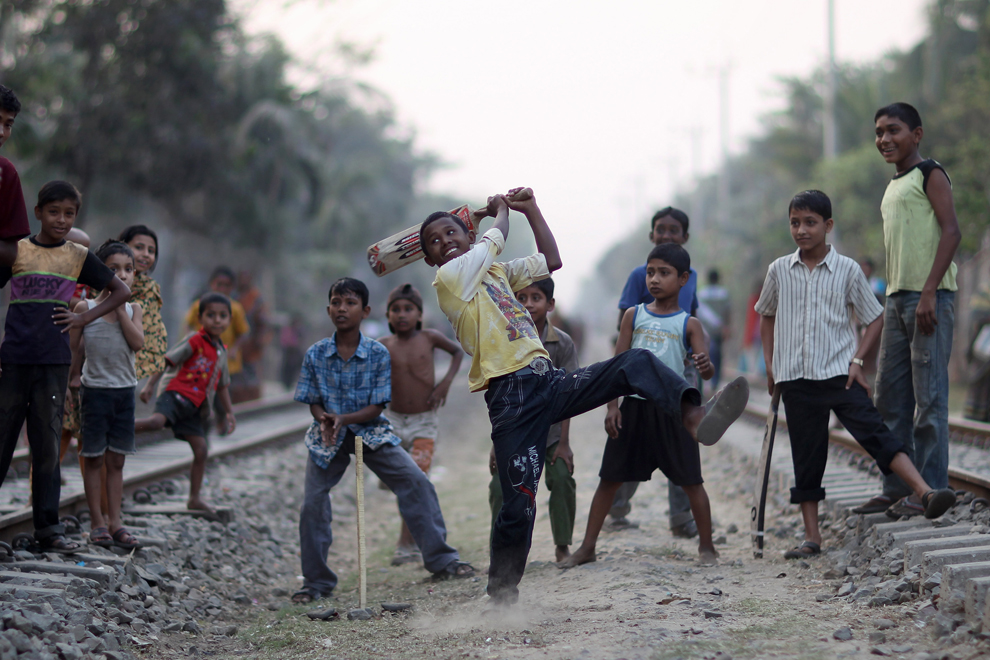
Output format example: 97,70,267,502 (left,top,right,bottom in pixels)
630,303,690,374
